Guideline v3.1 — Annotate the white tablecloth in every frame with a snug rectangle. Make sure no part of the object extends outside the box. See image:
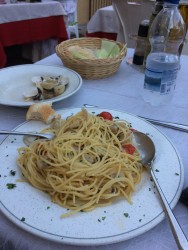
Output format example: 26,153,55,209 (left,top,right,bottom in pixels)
0,49,188,250
0,1,66,24
87,6,119,34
